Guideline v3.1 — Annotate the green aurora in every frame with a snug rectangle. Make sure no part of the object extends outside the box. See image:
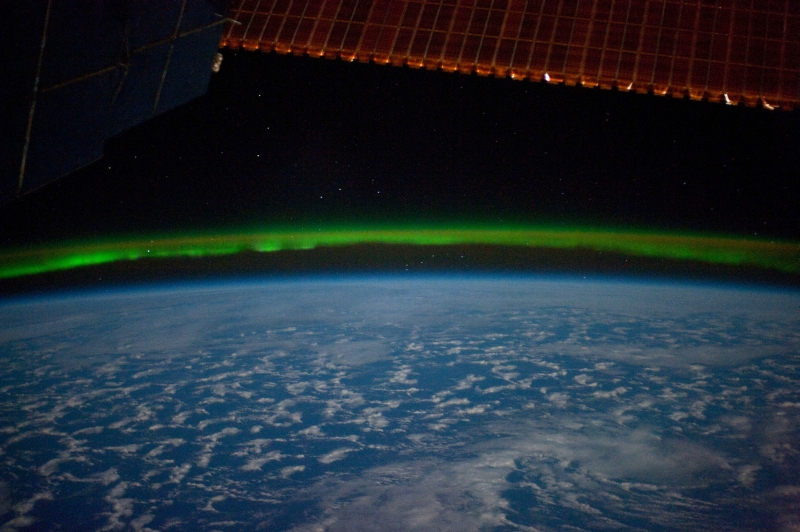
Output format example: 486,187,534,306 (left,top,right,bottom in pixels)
1,225,798,280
